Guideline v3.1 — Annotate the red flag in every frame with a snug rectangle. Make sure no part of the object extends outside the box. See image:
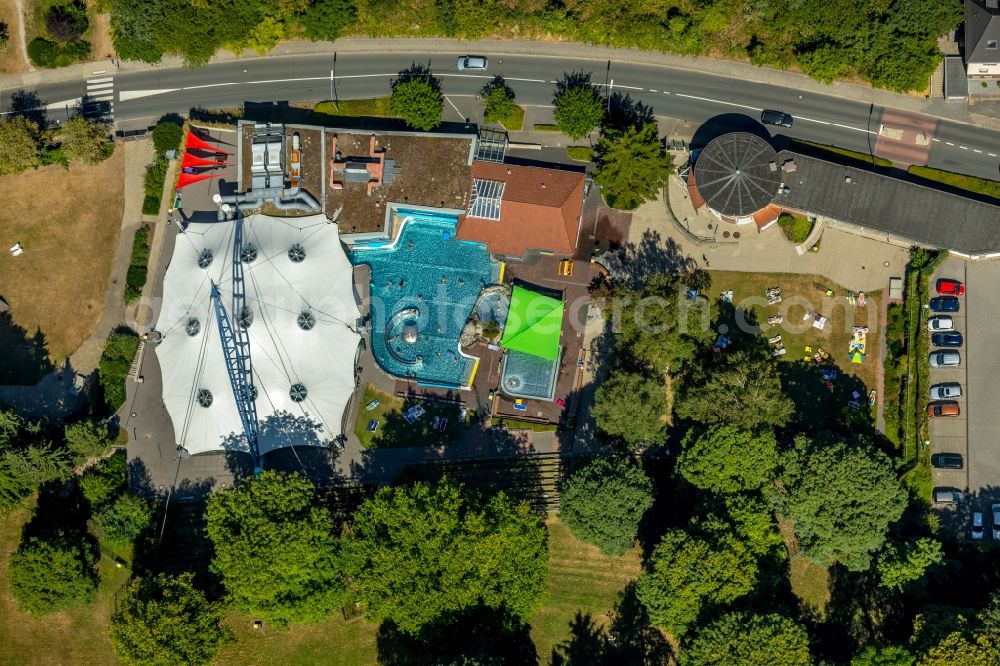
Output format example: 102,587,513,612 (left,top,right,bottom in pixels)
182,152,227,168
176,172,221,190
185,131,230,155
